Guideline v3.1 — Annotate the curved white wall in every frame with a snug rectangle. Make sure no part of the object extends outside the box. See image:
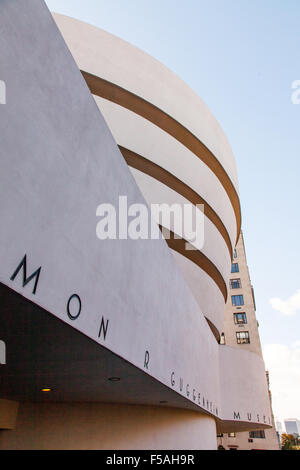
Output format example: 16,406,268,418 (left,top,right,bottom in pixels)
0,403,217,450
53,14,239,192
0,2,272,451
172,251,225,334
219,346,272,425
53,13,241,338
95,96,238,247
46,15,270,432
130,169,231,281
